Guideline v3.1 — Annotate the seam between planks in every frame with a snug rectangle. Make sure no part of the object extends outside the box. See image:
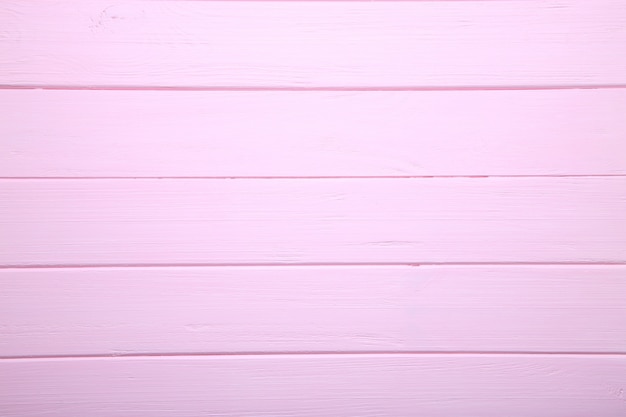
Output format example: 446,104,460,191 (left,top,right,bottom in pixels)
2,262,626,270
3,352,626,362
4,85,626,92
1,175,626,180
